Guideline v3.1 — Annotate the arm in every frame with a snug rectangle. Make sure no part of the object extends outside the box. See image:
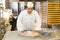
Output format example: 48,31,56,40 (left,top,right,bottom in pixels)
34,12,41,31
17,11,24,31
